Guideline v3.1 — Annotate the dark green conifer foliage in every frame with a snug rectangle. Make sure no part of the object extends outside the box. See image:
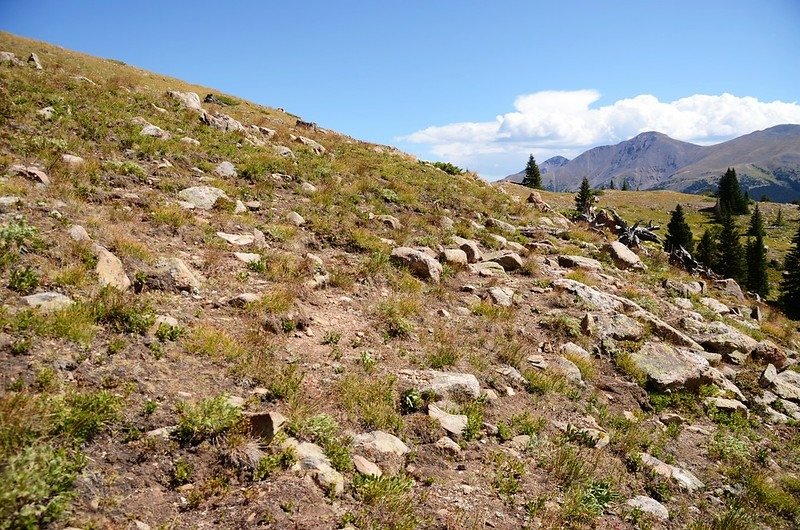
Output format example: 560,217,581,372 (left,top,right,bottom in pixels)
714,210,745,282
696,228,717,270
748,204,765,237
522,154,542,189
621,179,630,191
575,177,594,214
609,180,615,190
780,222,800,319
664,204,694,254
716,167,748,216
745,232,769,297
